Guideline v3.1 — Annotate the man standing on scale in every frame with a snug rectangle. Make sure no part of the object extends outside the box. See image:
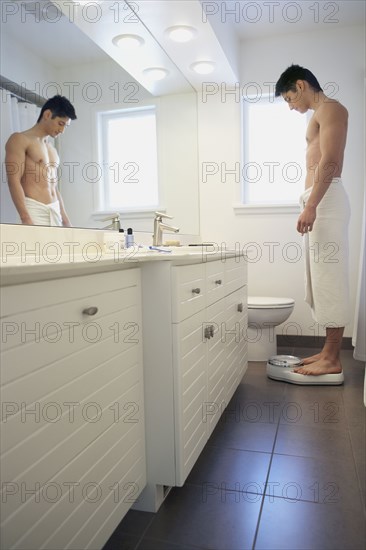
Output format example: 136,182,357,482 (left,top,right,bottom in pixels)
275,64,350,377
